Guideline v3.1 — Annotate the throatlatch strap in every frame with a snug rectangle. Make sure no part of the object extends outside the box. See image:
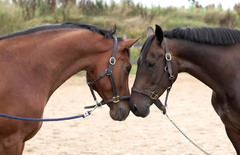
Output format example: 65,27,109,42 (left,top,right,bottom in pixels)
164,38,174,81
